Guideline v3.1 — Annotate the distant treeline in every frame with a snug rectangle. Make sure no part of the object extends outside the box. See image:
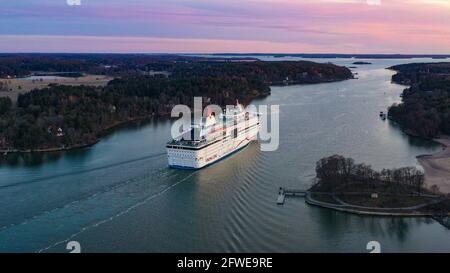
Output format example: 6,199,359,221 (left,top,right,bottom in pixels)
212,53,450,59
388,62,450,138
169,61,352,85
0,54,256,78
0,53,352,82
315,155,426,194
0,59,352,151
